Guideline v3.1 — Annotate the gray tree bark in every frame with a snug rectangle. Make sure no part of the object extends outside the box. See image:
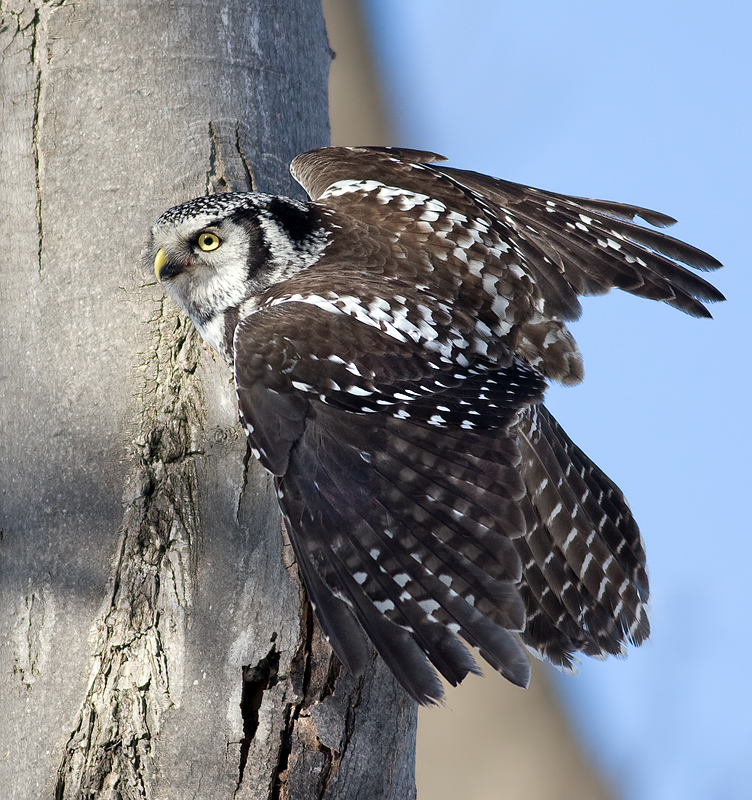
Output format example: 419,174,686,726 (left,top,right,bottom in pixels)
0,2,417,798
